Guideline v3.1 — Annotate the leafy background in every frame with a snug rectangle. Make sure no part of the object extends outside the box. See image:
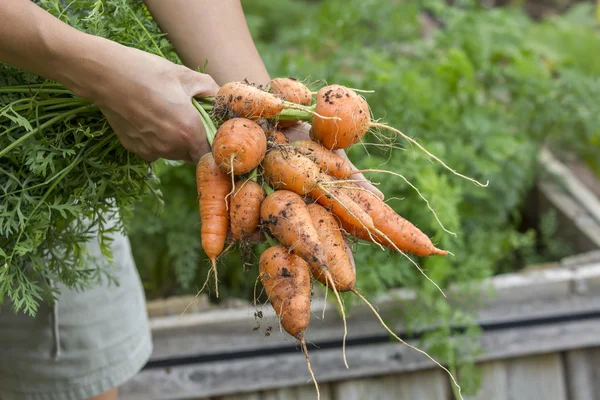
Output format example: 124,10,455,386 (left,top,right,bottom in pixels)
125,0,600,393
